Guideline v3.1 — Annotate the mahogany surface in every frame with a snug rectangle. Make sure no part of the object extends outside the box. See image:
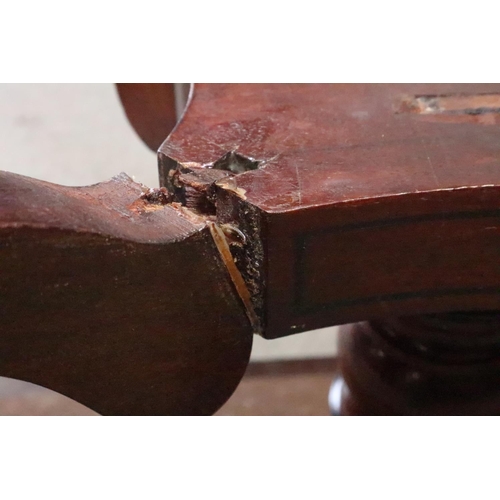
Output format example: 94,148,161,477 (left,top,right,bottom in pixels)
0,171,252,415
337,313,500,415
2,83,500,415
159,84,500,338
116,83,178,151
